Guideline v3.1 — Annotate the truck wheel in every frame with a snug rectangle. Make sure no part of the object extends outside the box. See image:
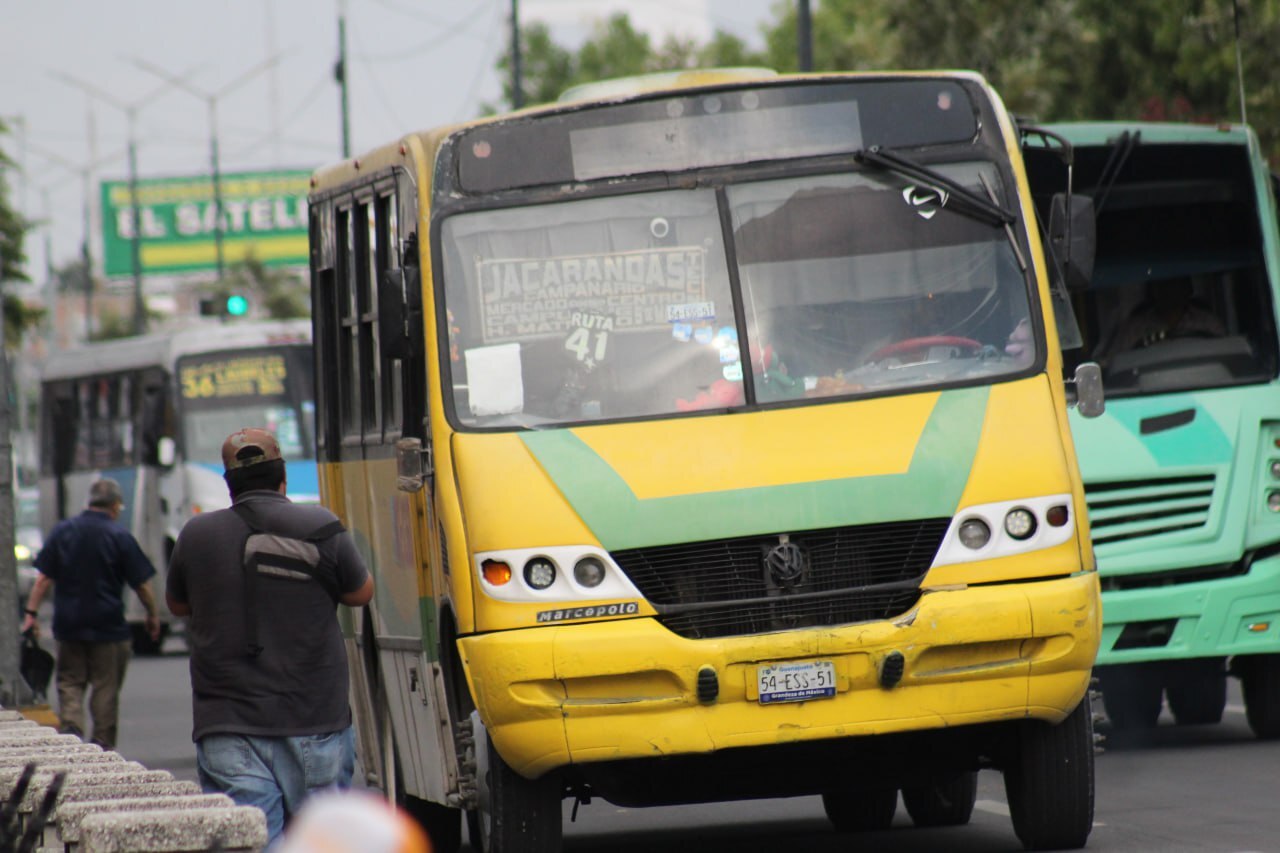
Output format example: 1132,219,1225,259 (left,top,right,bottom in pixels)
1098,665,1162,729
901,771,978,827
1003,695,1095,851
1166,661,1227,725
402,794,461,853
473,733,562,853
1240,654,1280,740
822,787,898,832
